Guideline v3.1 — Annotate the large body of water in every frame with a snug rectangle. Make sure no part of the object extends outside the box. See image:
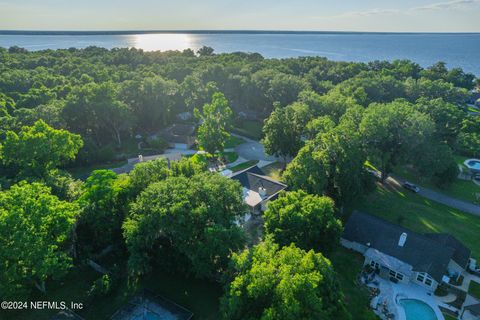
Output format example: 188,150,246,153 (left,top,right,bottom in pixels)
1,32,479,75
